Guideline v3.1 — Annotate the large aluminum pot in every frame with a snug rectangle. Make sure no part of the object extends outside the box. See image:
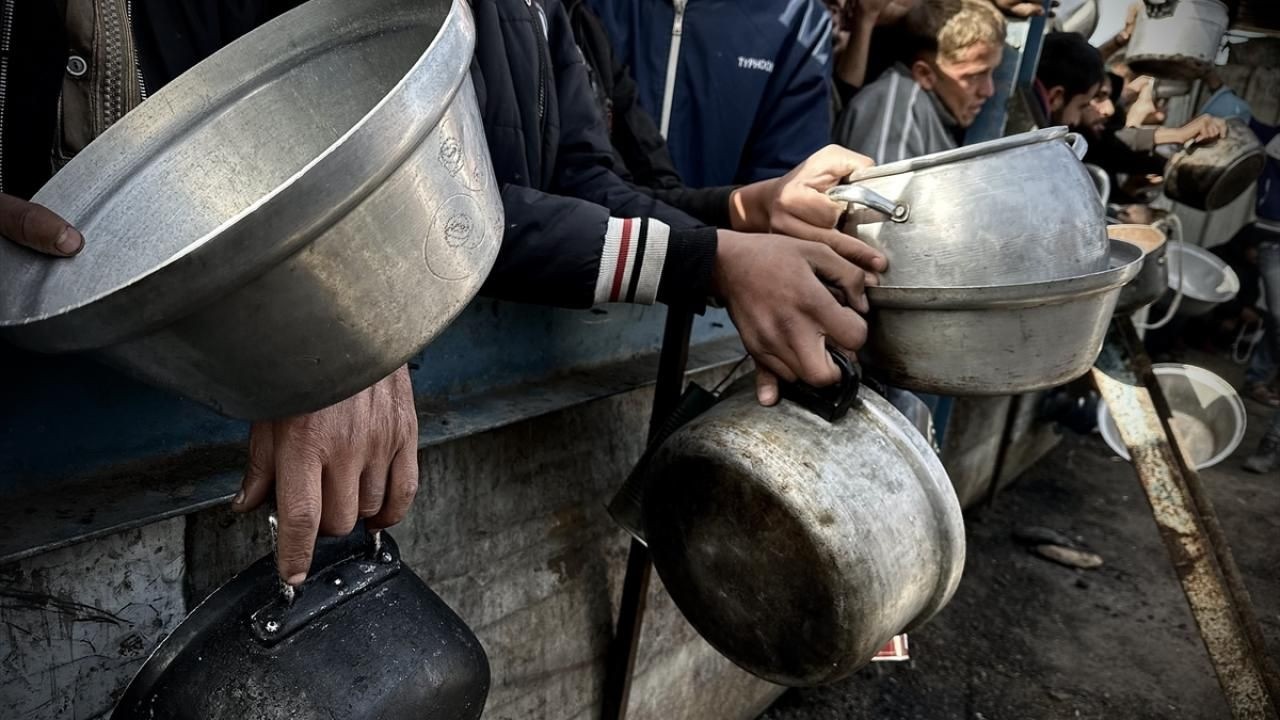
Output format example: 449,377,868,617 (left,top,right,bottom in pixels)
1164,118,1266,211
1167,242,1239,316
1127,0,1230,81
862,239,1145,395
831,127,1107,287
0,0,501,420
641,361,965,686
1111,224,1169,313
1097,363,1247,470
